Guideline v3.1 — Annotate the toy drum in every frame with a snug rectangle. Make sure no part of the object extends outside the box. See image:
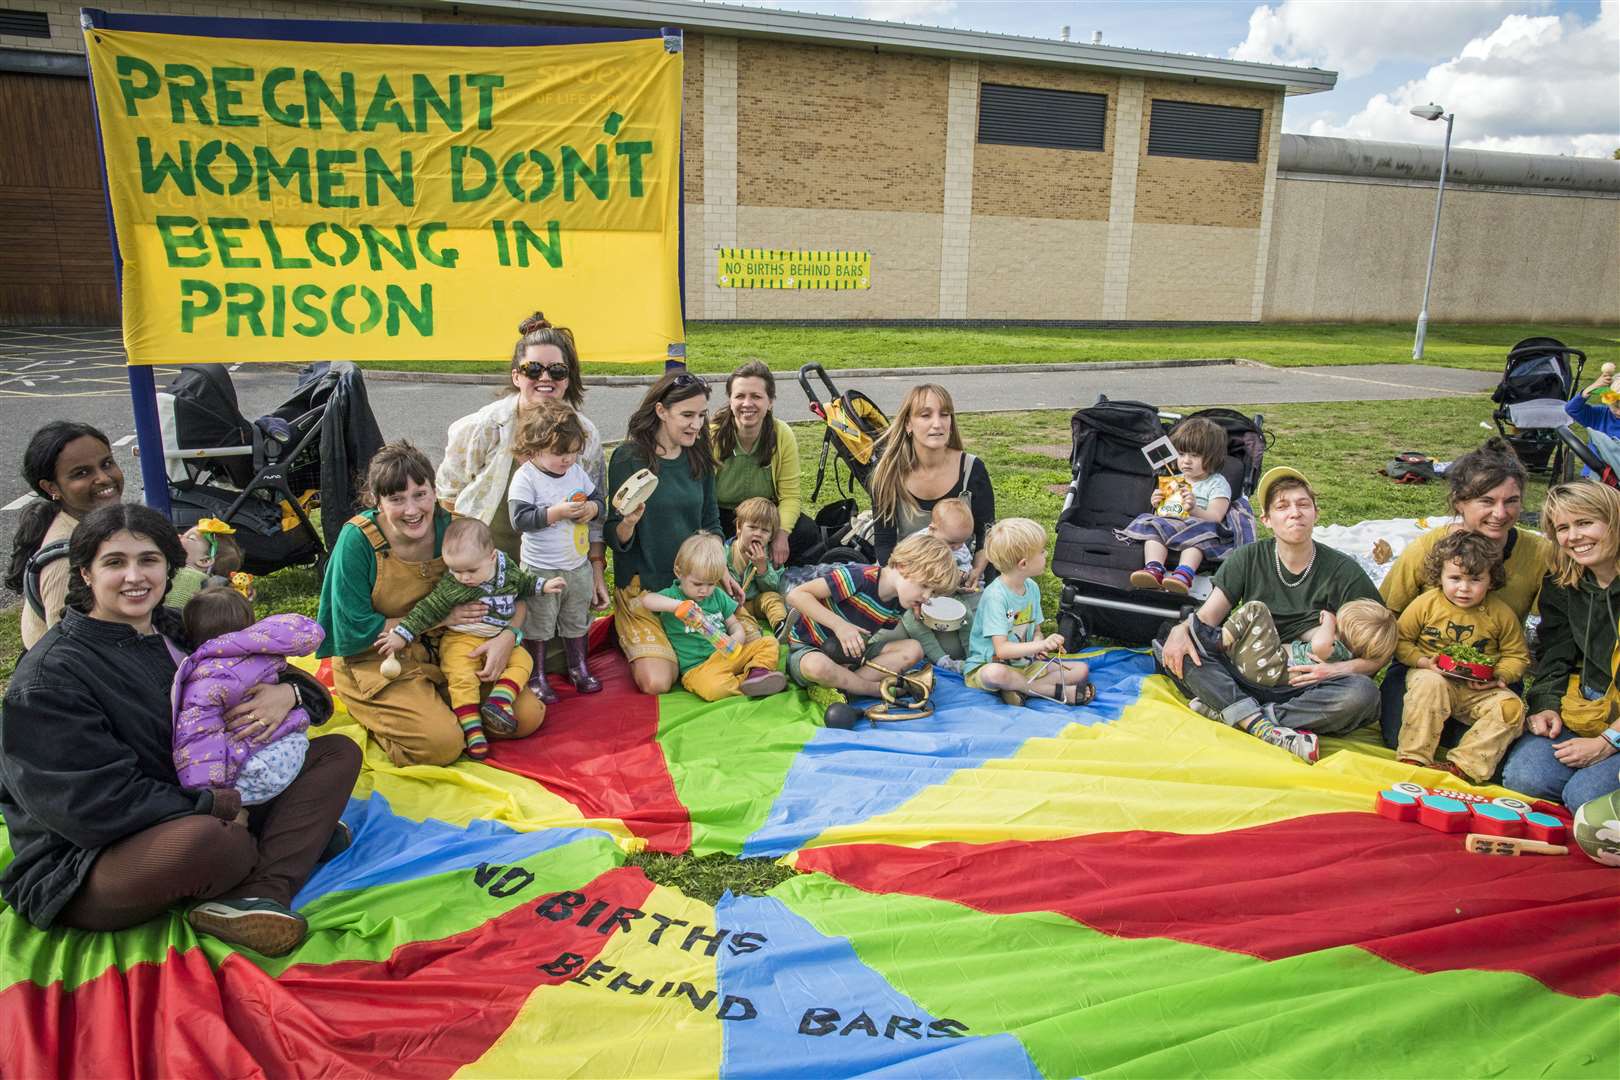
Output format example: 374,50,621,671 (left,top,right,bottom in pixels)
612,468,659,515
919,596,967,633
